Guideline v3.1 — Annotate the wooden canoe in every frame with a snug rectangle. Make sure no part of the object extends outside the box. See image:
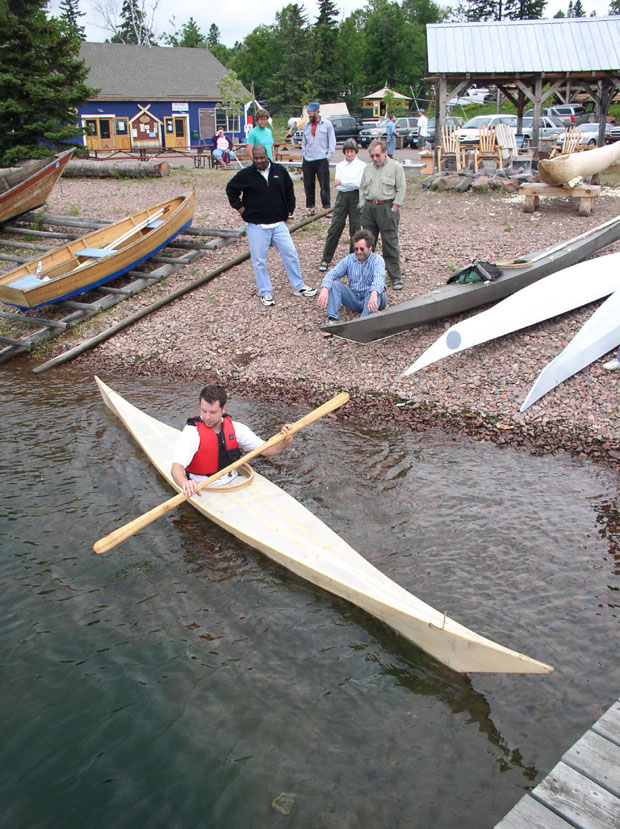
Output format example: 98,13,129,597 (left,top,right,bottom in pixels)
0,148,75,224
95,376,553,675
403,250,620,377
520,289,620,411
321,214,620,343
539,141,620,187
0,191,194,309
